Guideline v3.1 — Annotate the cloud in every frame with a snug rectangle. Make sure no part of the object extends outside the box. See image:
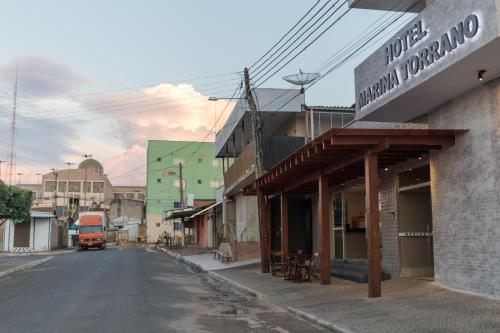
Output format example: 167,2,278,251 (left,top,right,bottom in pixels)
81,83,233,185
102,145,147,186
0,56,88,97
